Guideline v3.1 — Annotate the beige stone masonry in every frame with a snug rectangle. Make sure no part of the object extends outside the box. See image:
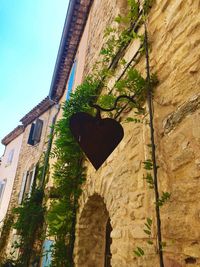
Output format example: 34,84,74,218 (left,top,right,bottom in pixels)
73,0,200,266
